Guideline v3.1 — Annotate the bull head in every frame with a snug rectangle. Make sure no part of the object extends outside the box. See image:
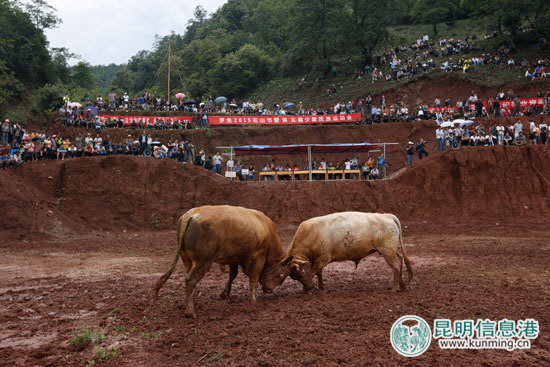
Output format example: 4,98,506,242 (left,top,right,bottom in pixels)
288,260,315,291
260,256,294,293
